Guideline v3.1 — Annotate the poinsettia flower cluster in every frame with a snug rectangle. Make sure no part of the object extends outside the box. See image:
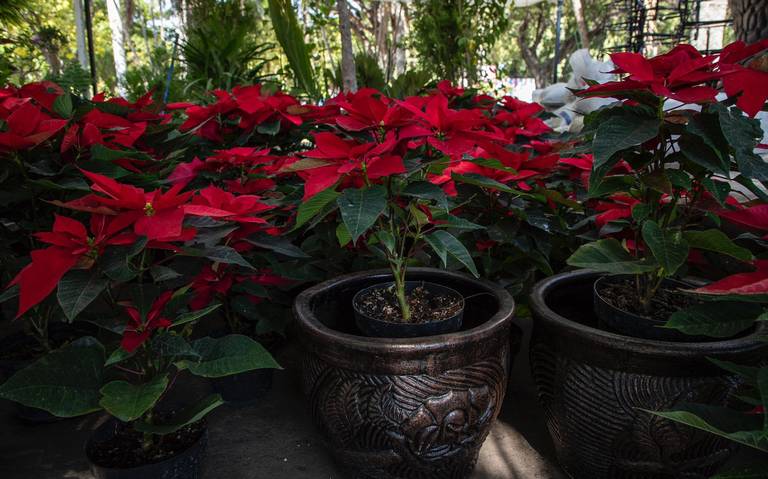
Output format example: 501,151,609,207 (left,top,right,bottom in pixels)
293,84,557,202
188,264,291,311
578,40,768,116
10,214,136,317
564,39,768,331
119,291,174,352
6,167,285,351
0,83,68,150
167,84,314,142
168,146,292,196
4,45,764,350
0,83,171,156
